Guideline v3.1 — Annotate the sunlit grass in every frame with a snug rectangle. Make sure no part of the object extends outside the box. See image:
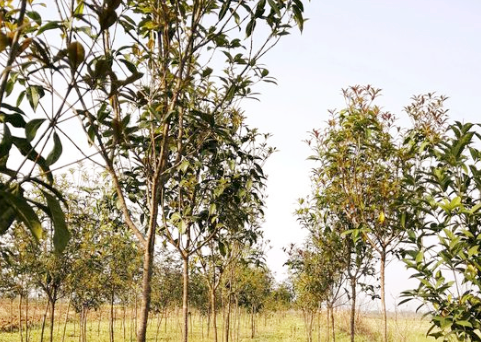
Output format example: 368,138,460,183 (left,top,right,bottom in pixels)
0,300,442,342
